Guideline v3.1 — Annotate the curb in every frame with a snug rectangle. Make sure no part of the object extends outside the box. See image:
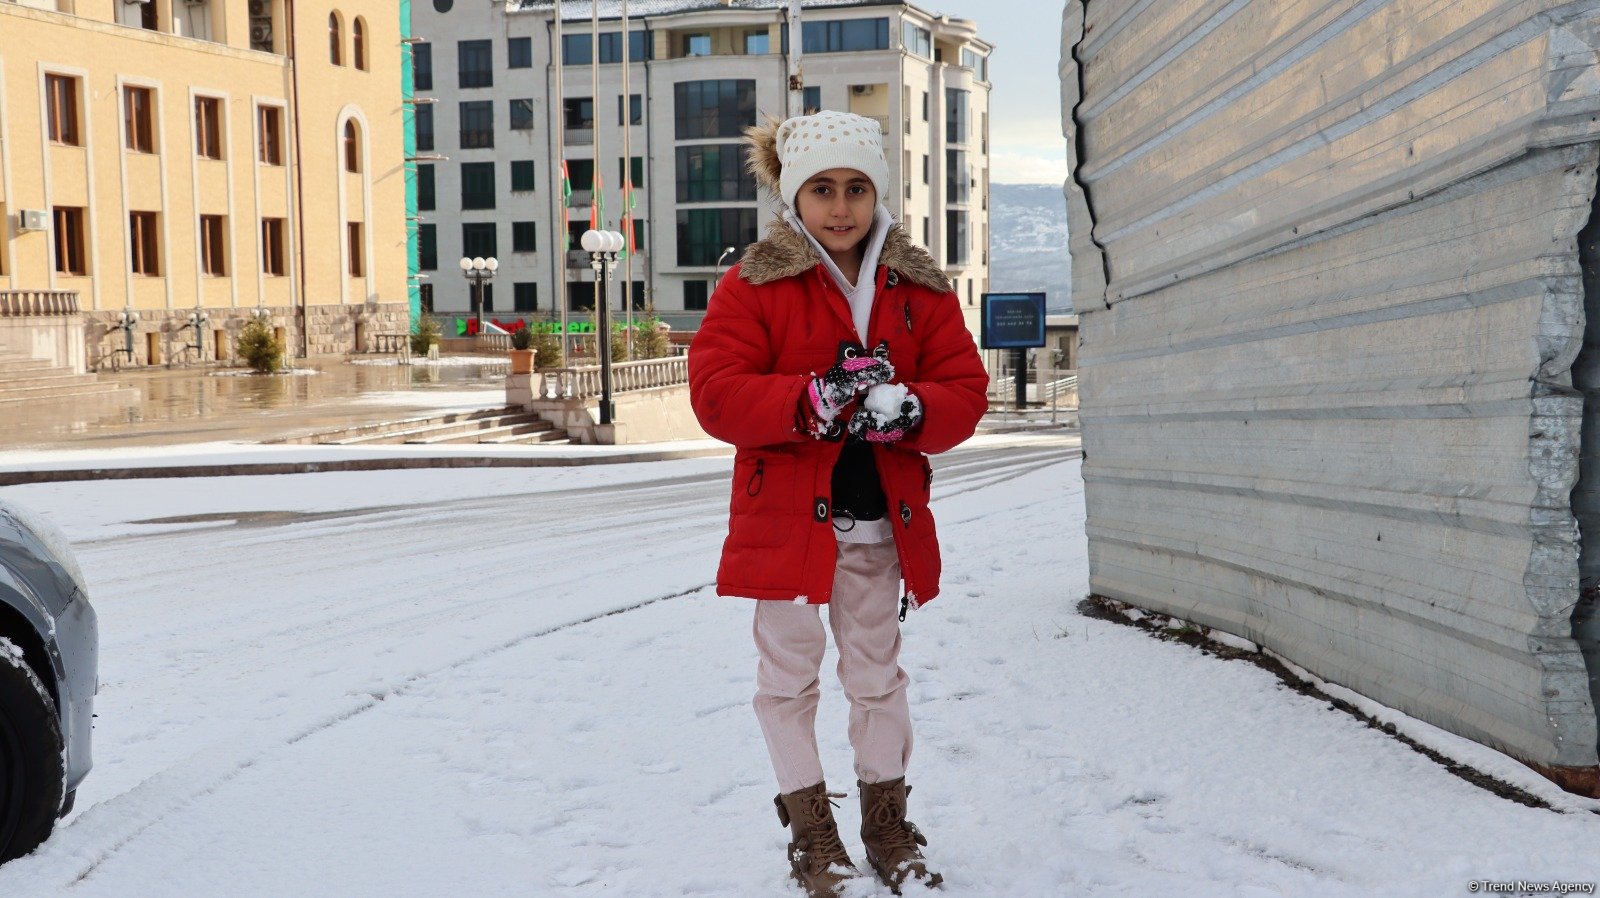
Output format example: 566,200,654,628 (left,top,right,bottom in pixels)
0,447,735,486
